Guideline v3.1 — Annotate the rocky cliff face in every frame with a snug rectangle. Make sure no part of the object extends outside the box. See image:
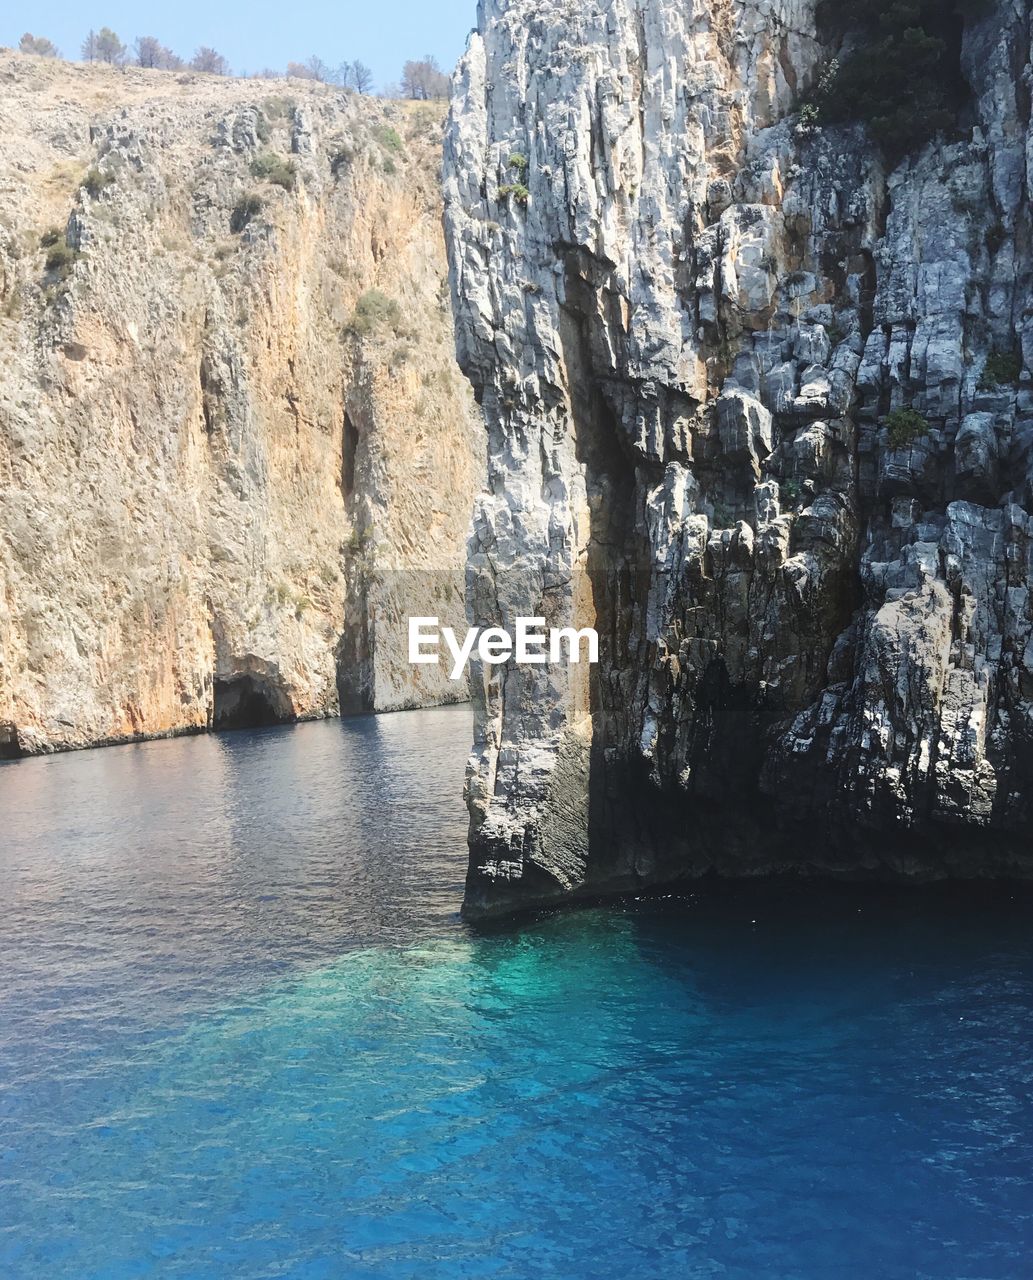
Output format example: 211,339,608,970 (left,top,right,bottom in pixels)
445,0,1033,915
0,52,481,755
